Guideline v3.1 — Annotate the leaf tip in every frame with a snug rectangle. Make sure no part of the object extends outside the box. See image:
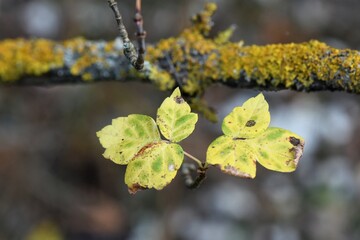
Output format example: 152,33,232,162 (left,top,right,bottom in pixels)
95,130,101,138
128,184,147,195
256,92,265,99
170,87,186,104
171,87,181,97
